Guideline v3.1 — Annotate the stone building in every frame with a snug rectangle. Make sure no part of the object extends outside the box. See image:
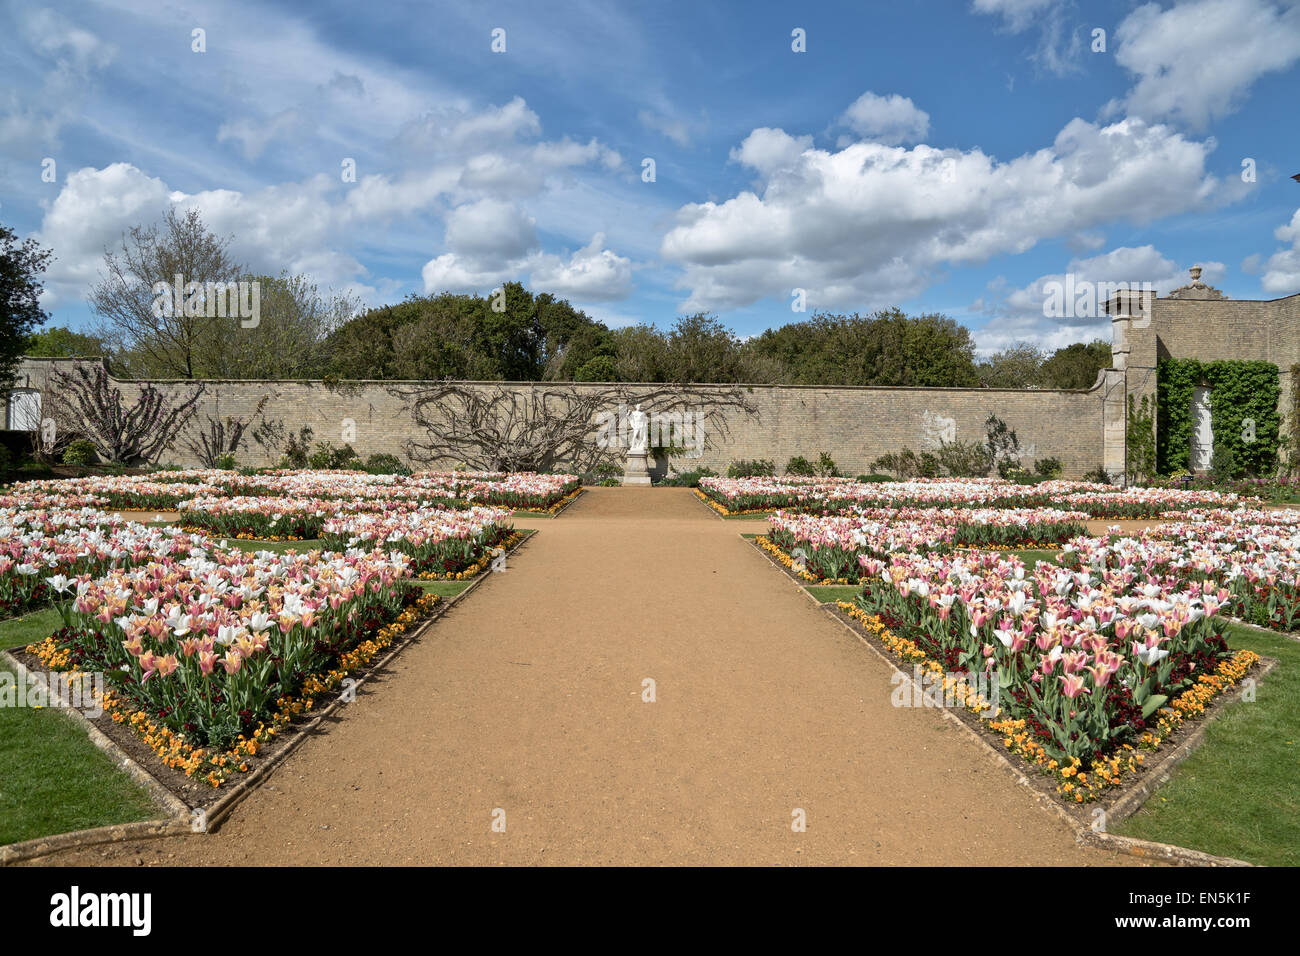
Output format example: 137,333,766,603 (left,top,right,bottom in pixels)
4,268,1297,479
